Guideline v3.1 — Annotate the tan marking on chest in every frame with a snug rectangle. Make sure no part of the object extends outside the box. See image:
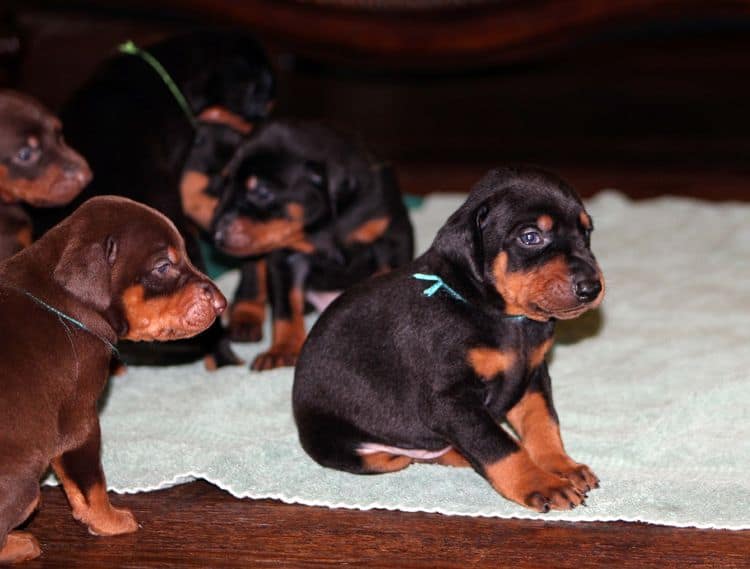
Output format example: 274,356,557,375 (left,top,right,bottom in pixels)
580,211,592,229
529,338,554,369
468,347,517,381
180,170,216,231
537,214,554,231
346,216,391,244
